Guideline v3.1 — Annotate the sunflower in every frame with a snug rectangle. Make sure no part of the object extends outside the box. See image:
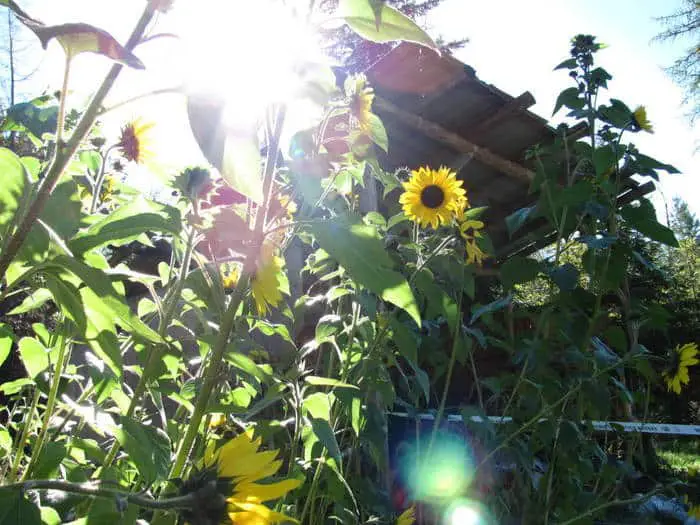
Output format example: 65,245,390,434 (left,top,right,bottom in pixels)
632,105,653,133
399,166,467,229
346,73,375,136
251,246,285,316
396,505,416,525
208,413,226,429
116,118,154,164
663,342,699,395
179,431,301,525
